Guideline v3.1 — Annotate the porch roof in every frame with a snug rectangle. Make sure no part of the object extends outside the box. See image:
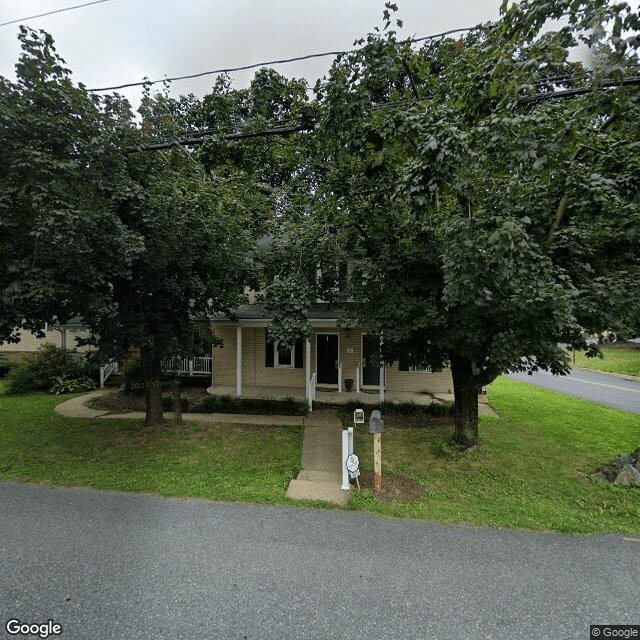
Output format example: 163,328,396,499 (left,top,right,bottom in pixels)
211,303,351,324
